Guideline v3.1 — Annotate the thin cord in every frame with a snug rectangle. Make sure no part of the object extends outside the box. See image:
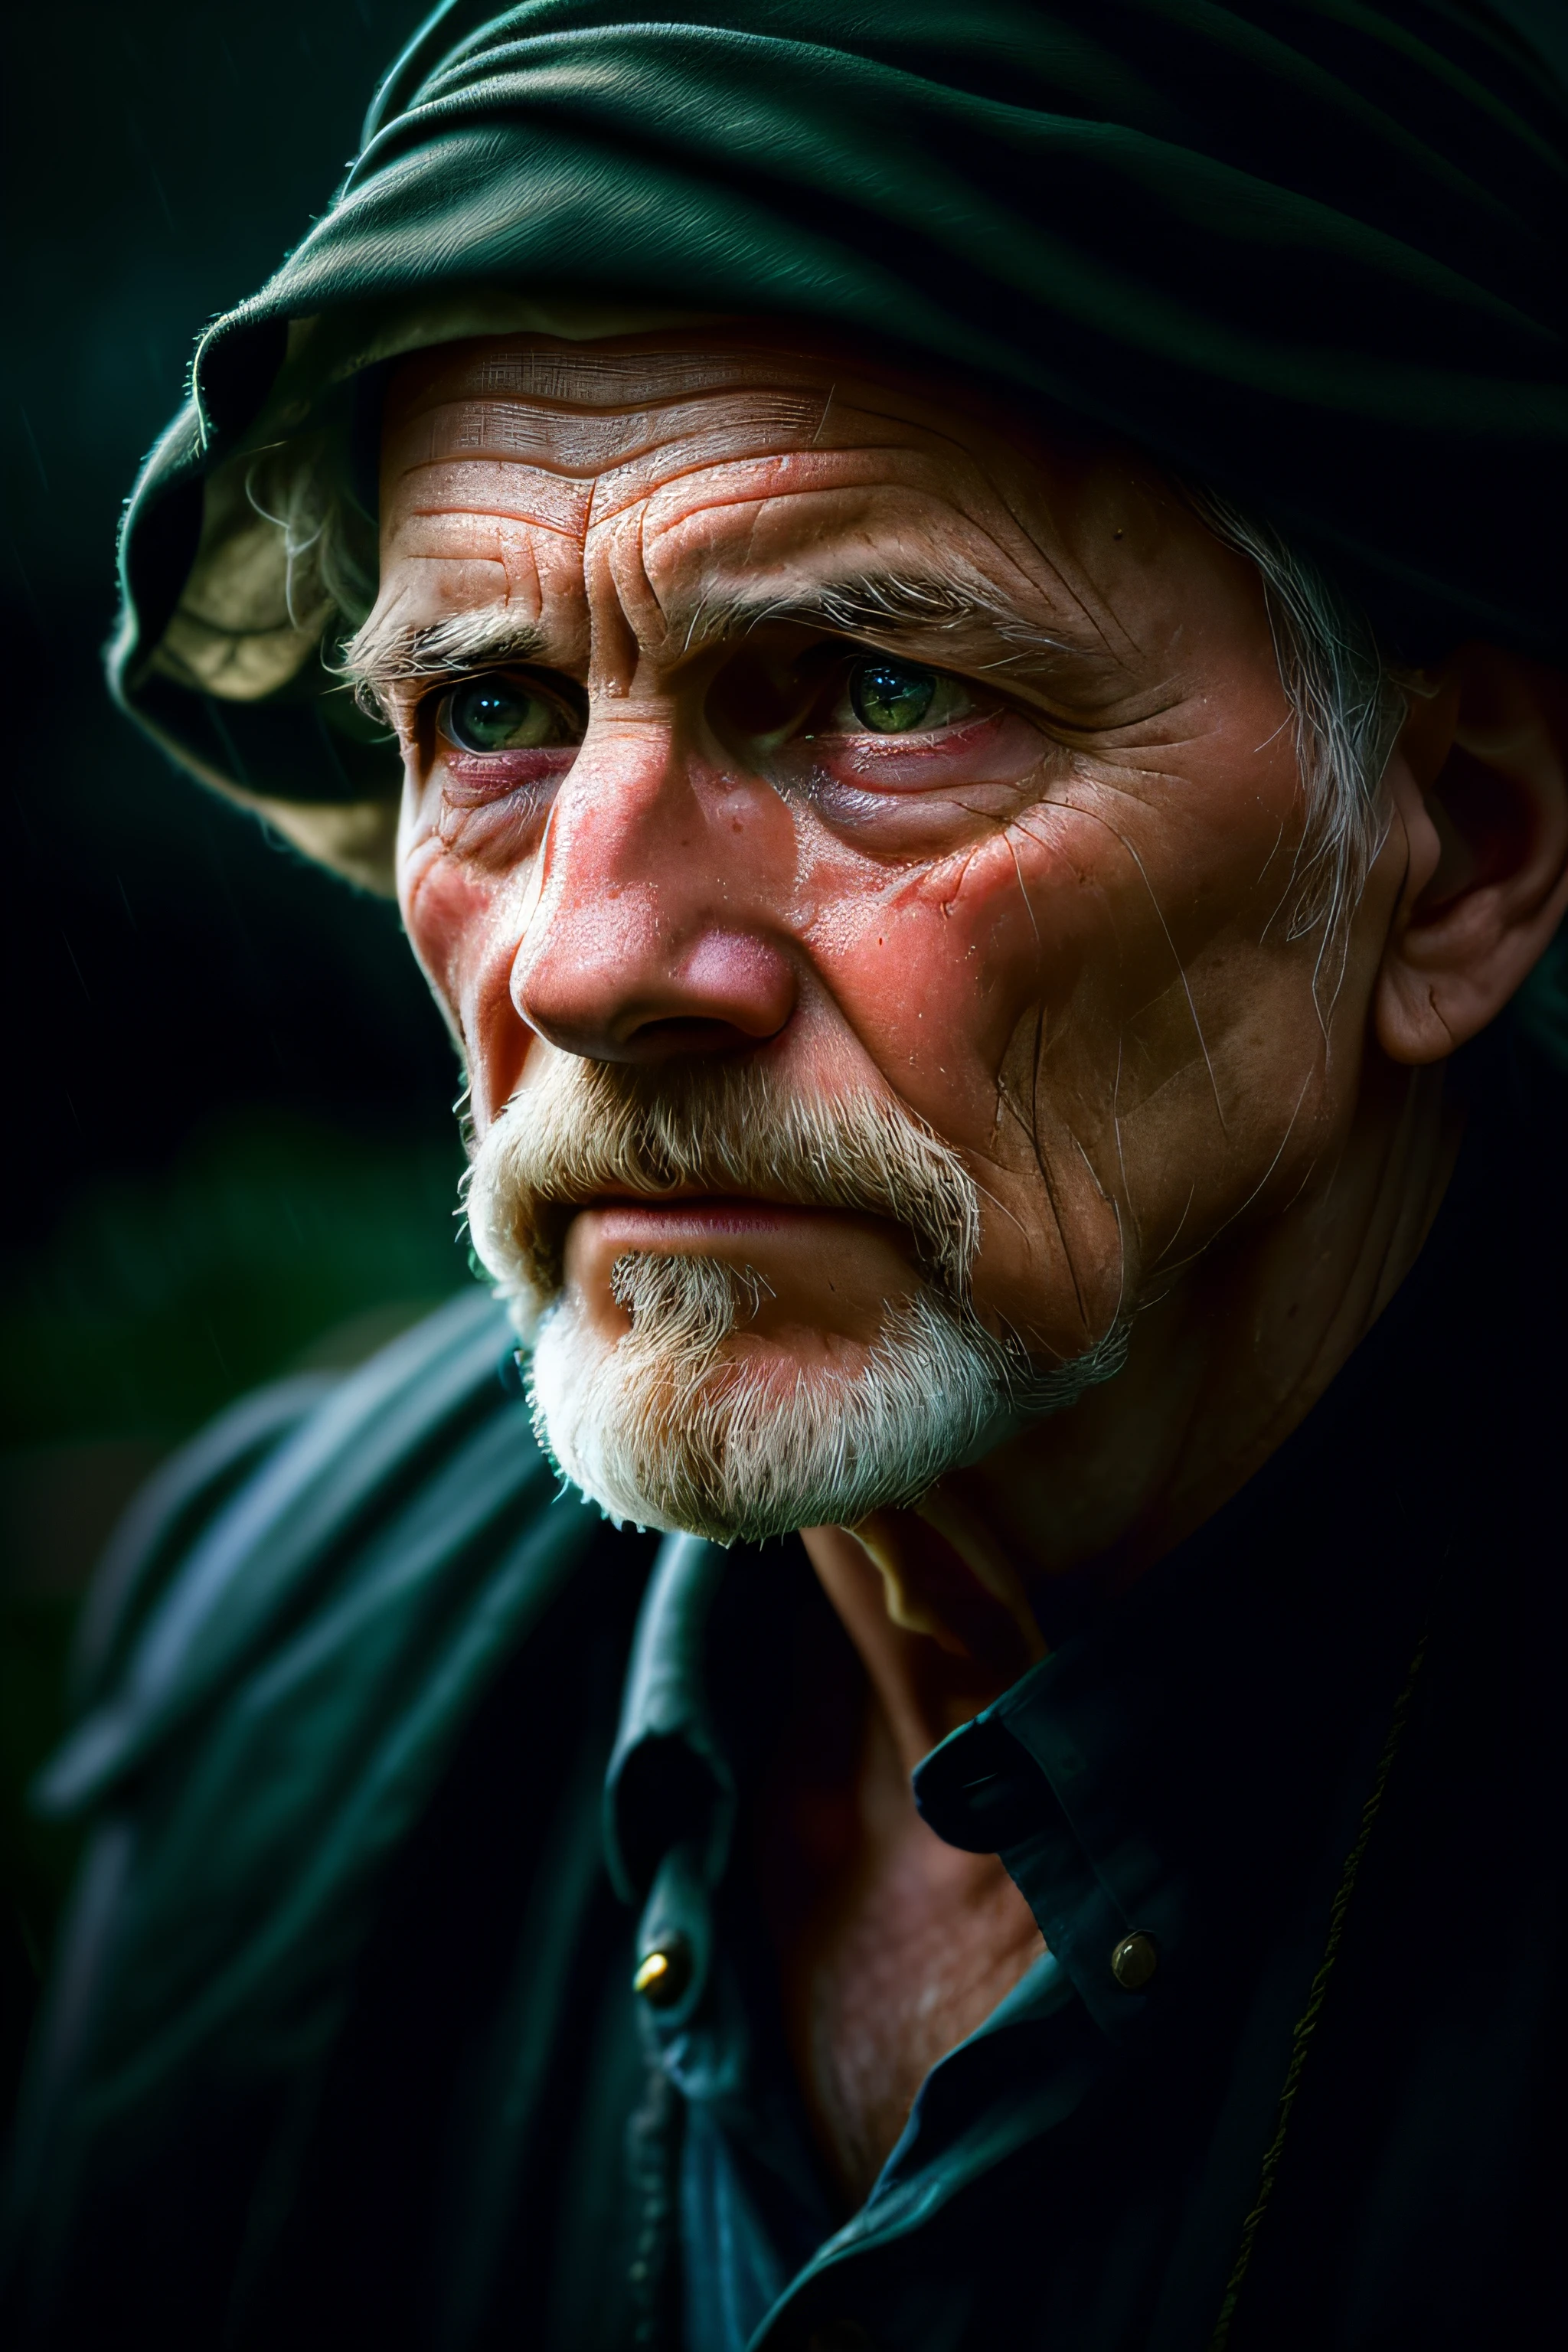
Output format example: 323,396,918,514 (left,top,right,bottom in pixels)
1207,1625,1429,2351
